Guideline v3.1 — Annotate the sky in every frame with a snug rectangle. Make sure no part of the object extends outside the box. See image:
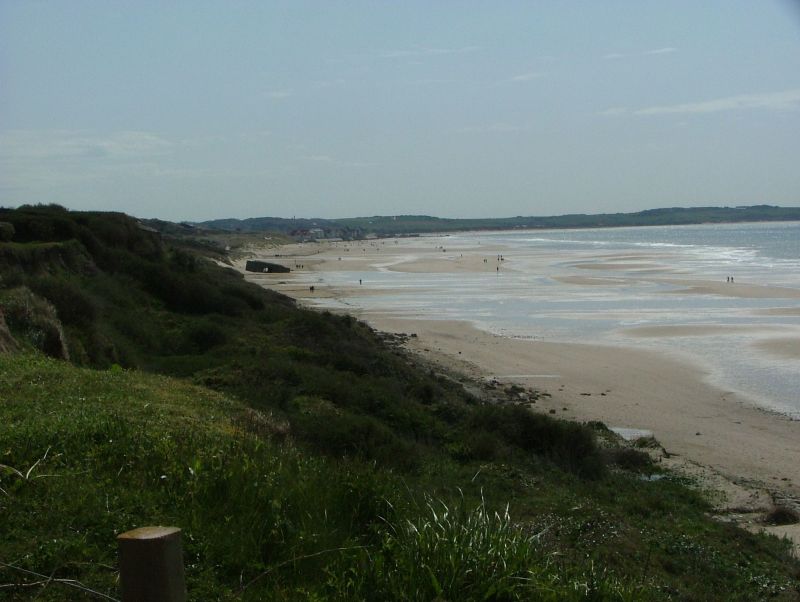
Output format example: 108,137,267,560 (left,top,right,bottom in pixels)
1,1,799,222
